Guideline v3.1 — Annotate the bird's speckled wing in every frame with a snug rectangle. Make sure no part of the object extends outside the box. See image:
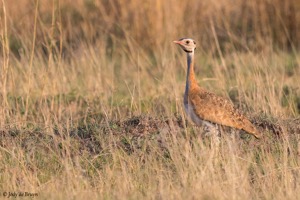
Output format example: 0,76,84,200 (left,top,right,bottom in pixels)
188,87,260,138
